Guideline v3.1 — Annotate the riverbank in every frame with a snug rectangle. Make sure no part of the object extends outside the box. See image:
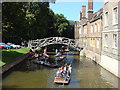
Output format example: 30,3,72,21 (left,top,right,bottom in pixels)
1,48,30,66
2,54,30,74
